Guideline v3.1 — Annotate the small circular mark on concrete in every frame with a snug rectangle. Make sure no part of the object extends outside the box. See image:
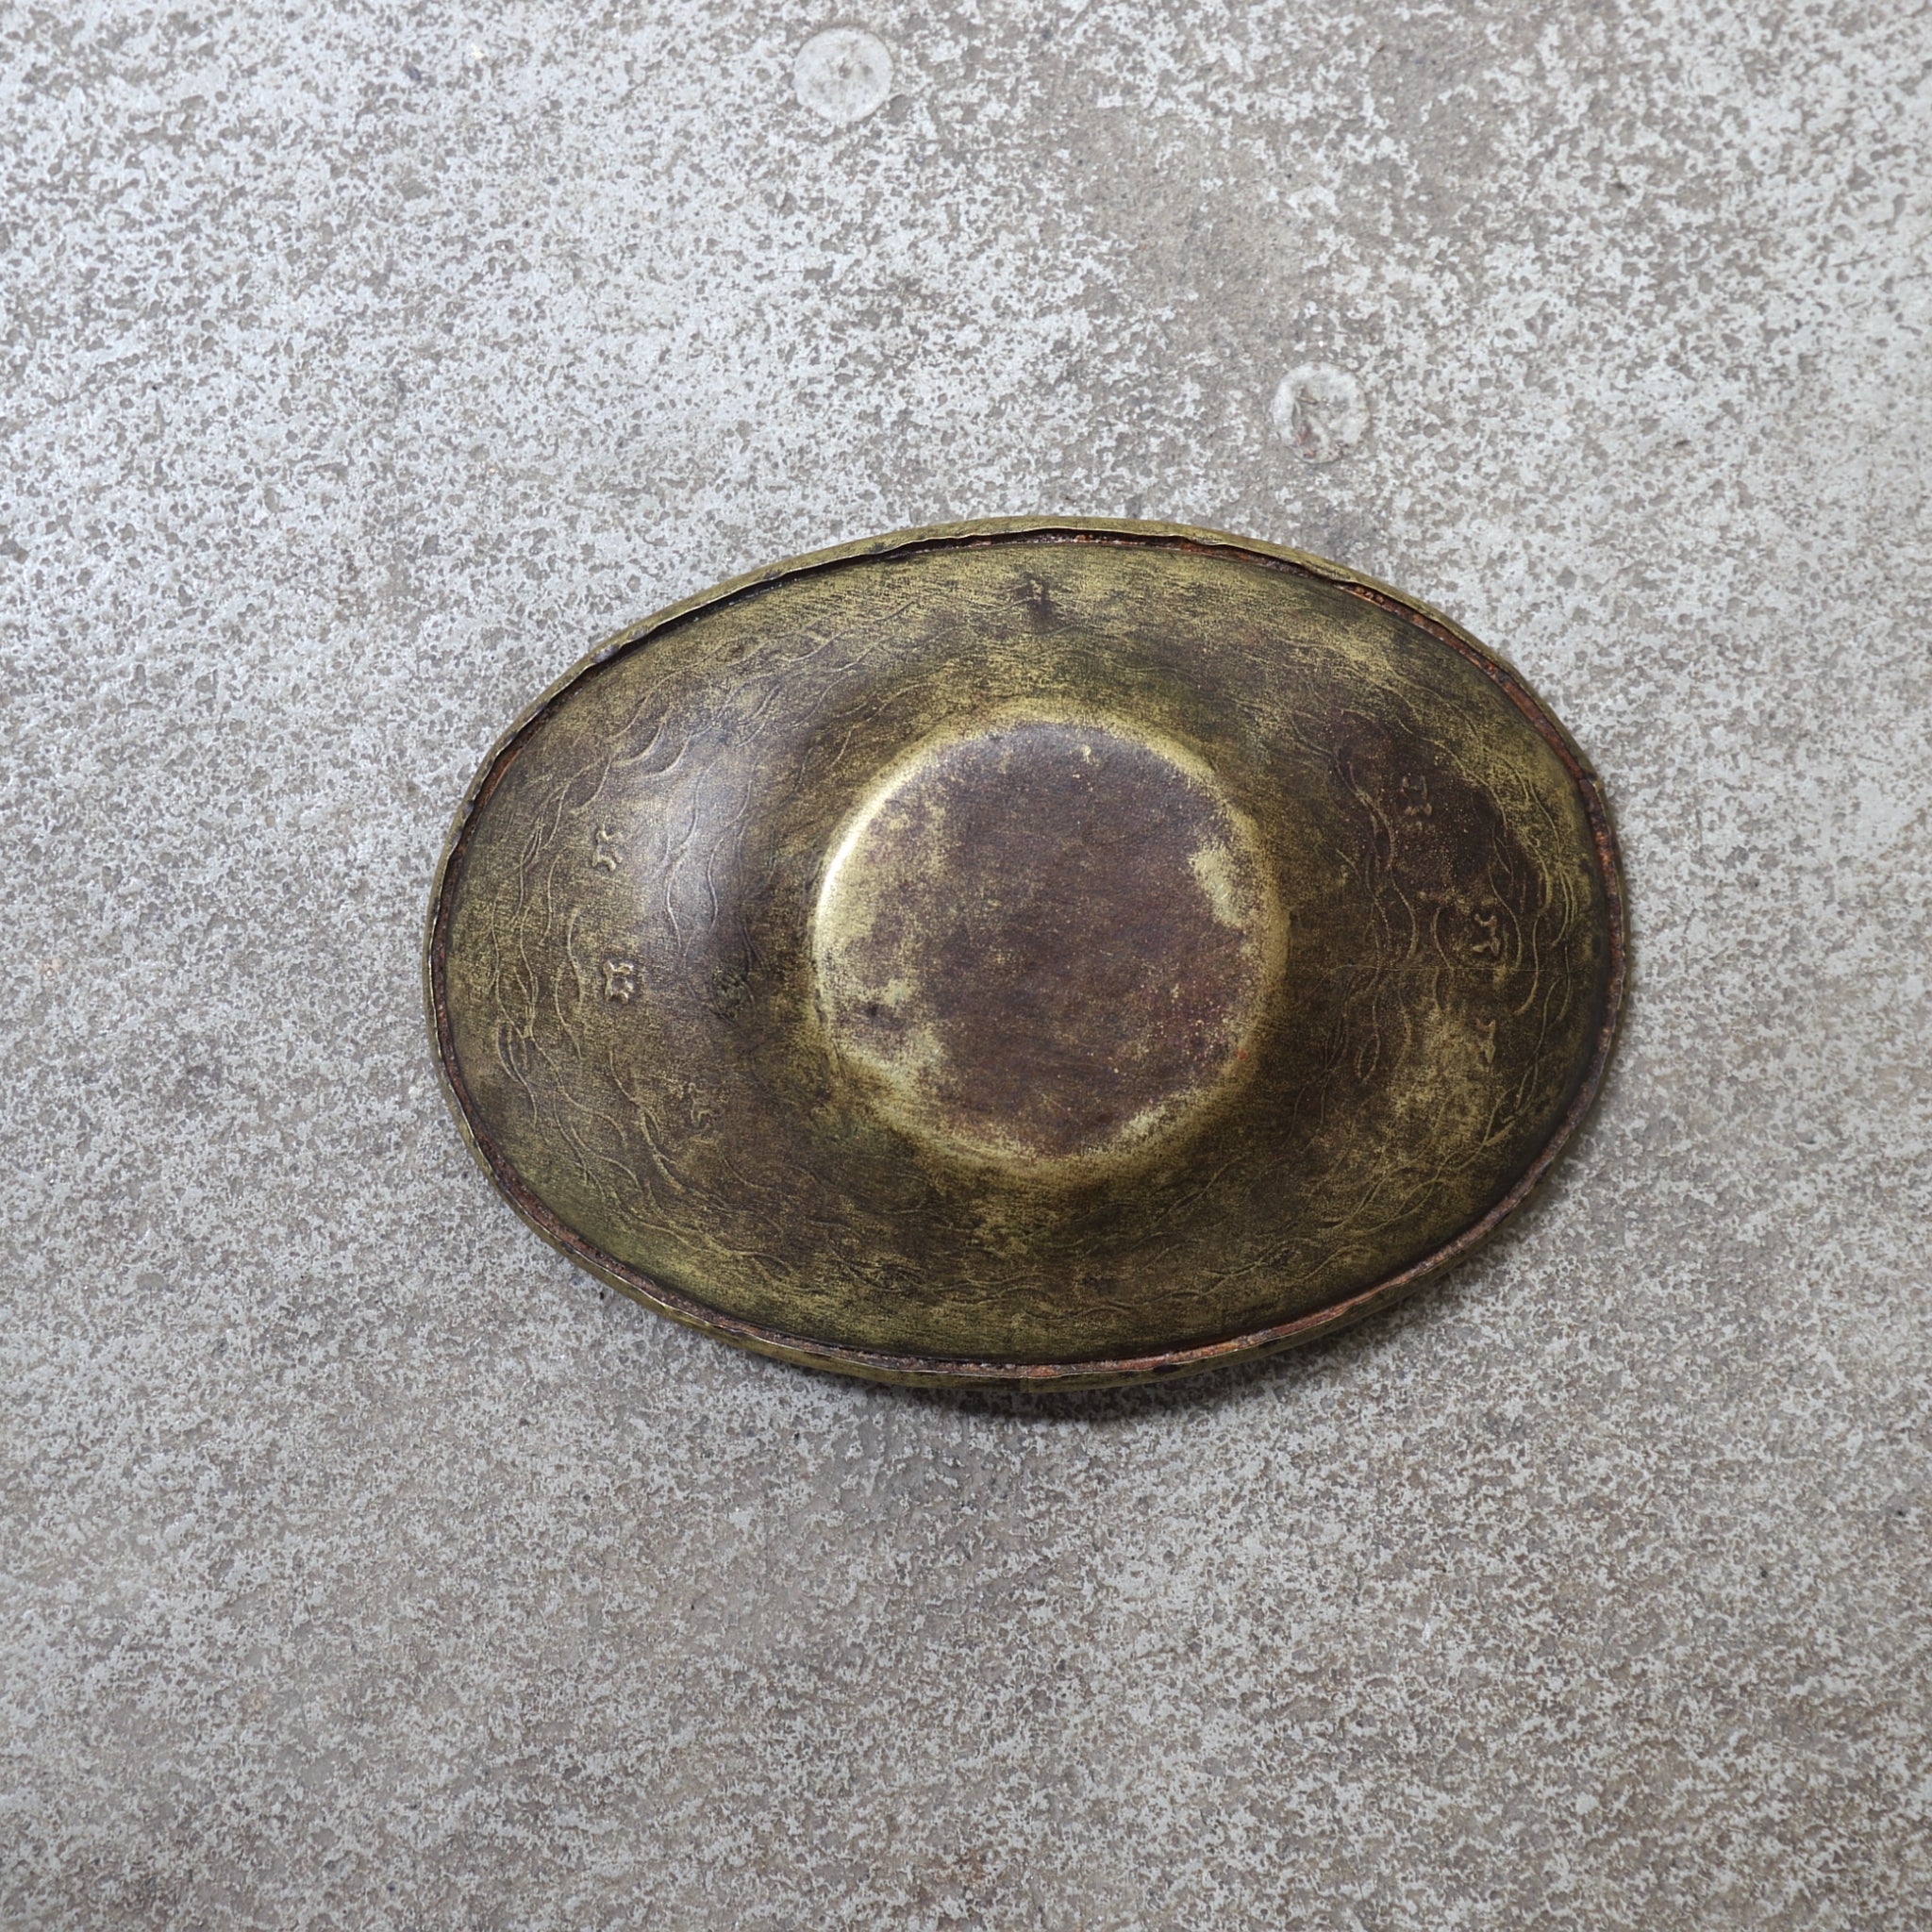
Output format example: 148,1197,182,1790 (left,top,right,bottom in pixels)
1273,362,1369,463
793,28,893,126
